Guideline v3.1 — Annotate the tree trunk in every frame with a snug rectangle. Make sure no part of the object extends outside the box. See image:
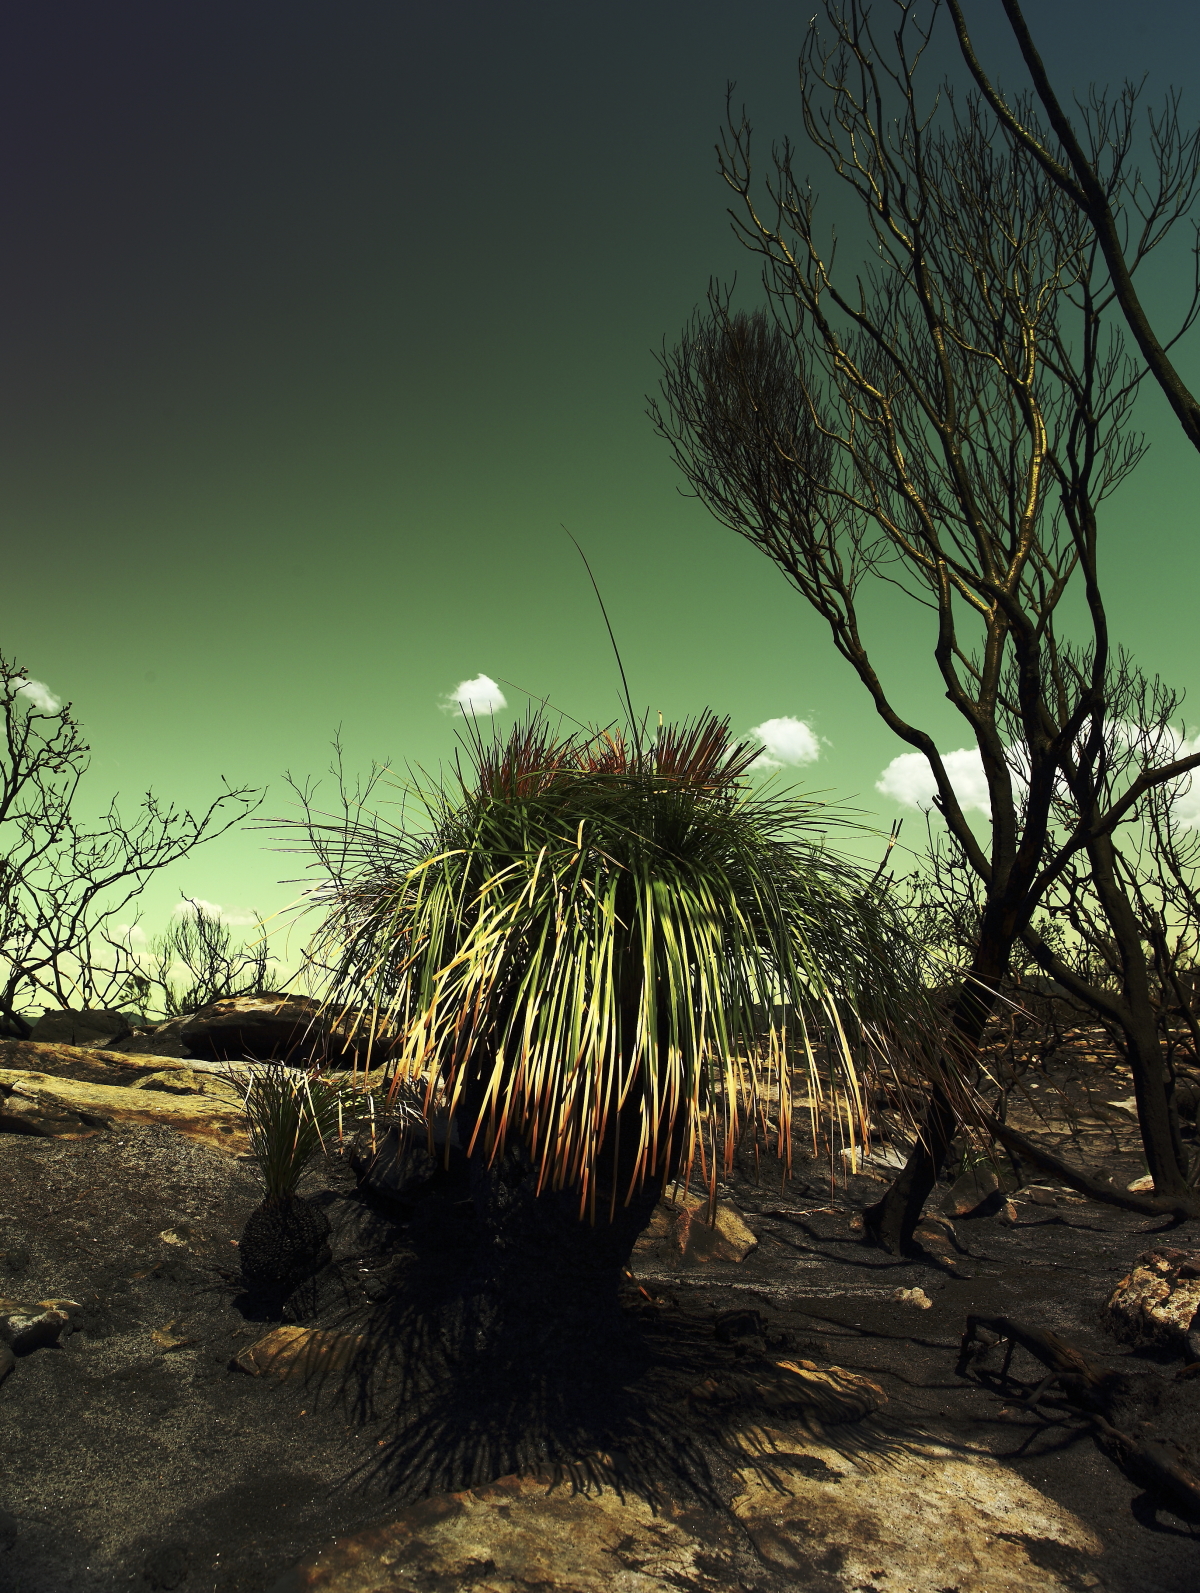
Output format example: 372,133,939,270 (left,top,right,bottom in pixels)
863,951,1005,1255
1086,833,1191,1197
452,1144,661,1363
